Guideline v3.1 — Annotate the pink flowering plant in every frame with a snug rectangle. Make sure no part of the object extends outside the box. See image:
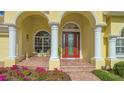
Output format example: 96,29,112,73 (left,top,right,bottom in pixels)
0,65,71,81
31,67,48,80
0,74,7,81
